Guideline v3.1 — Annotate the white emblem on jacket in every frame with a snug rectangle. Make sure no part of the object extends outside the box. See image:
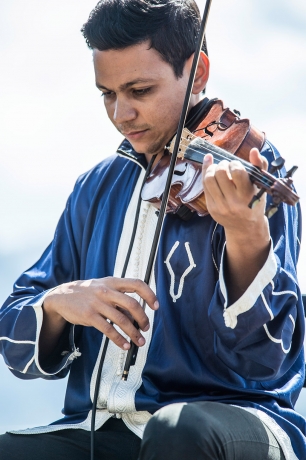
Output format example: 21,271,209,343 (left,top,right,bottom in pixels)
164,241,196,303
